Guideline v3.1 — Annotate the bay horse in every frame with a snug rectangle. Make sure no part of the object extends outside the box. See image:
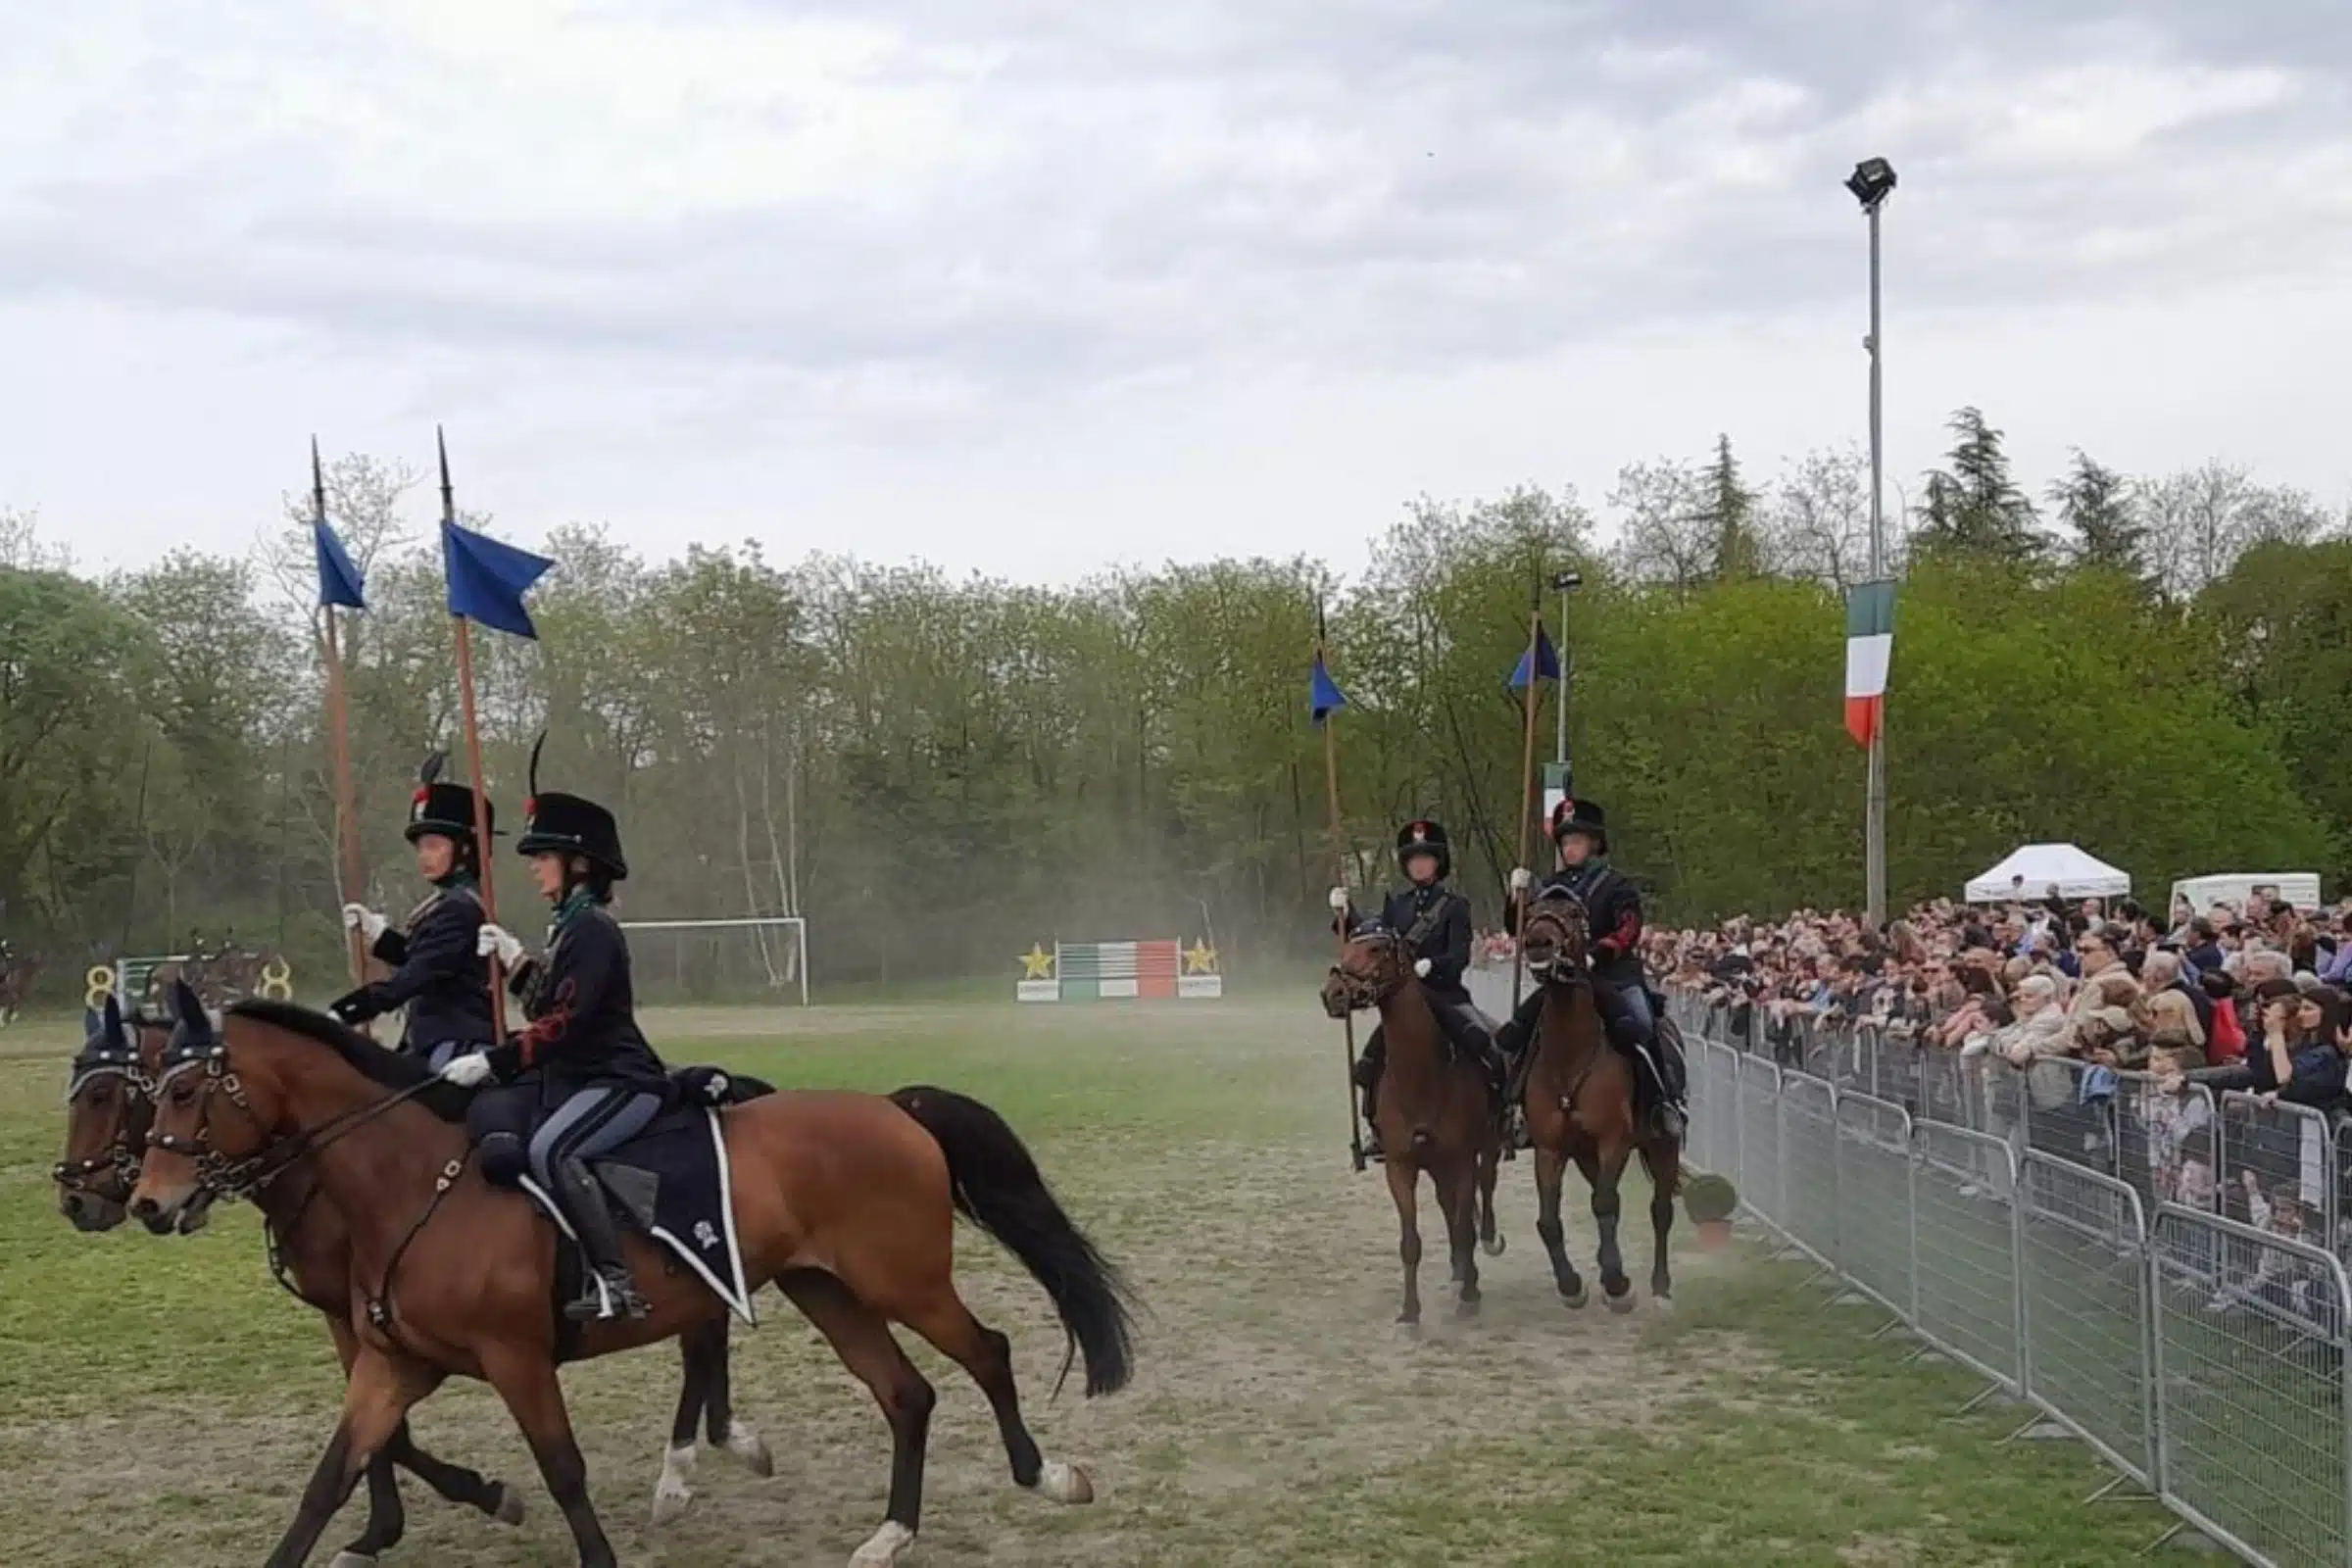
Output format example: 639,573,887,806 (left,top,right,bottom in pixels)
1514,894,1680,1313
129,993,1134,1568
1322,927,1502,1326
57,997,762,1563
